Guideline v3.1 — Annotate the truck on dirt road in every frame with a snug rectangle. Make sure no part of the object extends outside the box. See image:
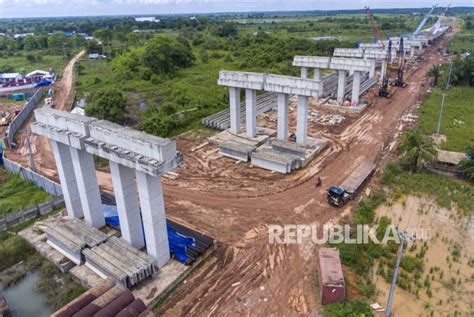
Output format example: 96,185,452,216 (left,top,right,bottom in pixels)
327,161,376,207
